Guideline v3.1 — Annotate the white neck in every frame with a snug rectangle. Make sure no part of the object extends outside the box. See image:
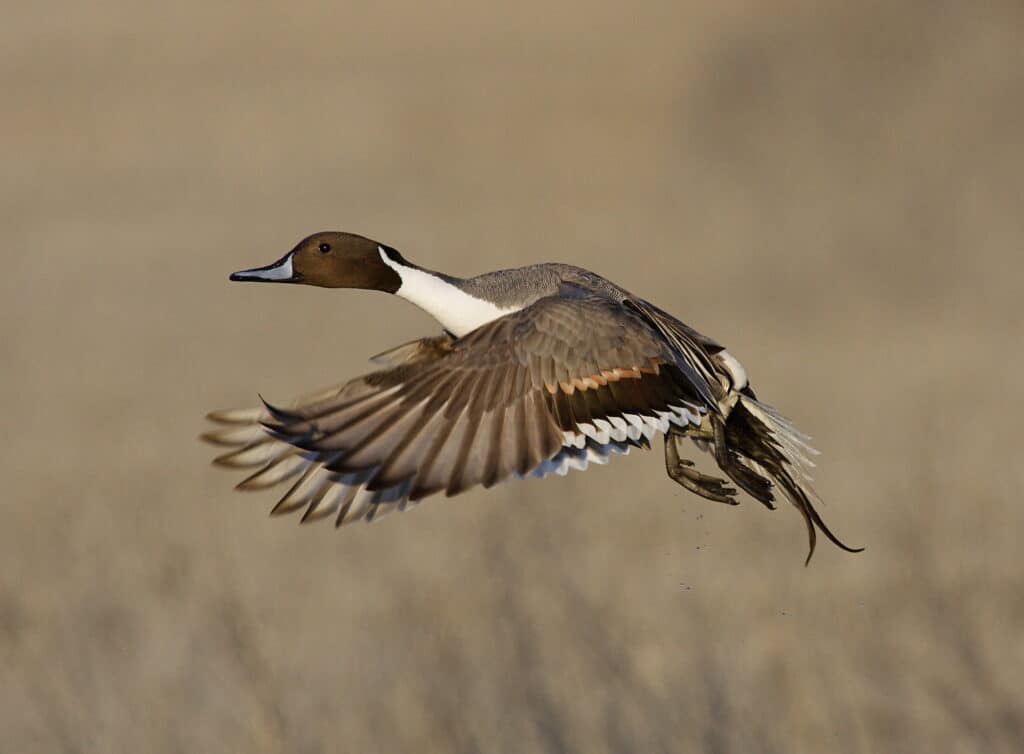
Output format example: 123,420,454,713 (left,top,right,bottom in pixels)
378,247,520,336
